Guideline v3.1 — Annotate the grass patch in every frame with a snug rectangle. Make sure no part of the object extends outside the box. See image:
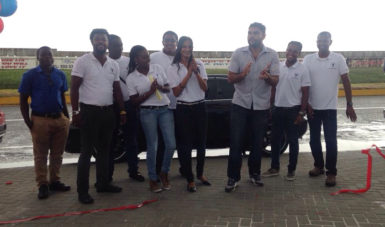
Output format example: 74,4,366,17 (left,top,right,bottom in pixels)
206,68,228,74
348,67,385,83
0,69,72,89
